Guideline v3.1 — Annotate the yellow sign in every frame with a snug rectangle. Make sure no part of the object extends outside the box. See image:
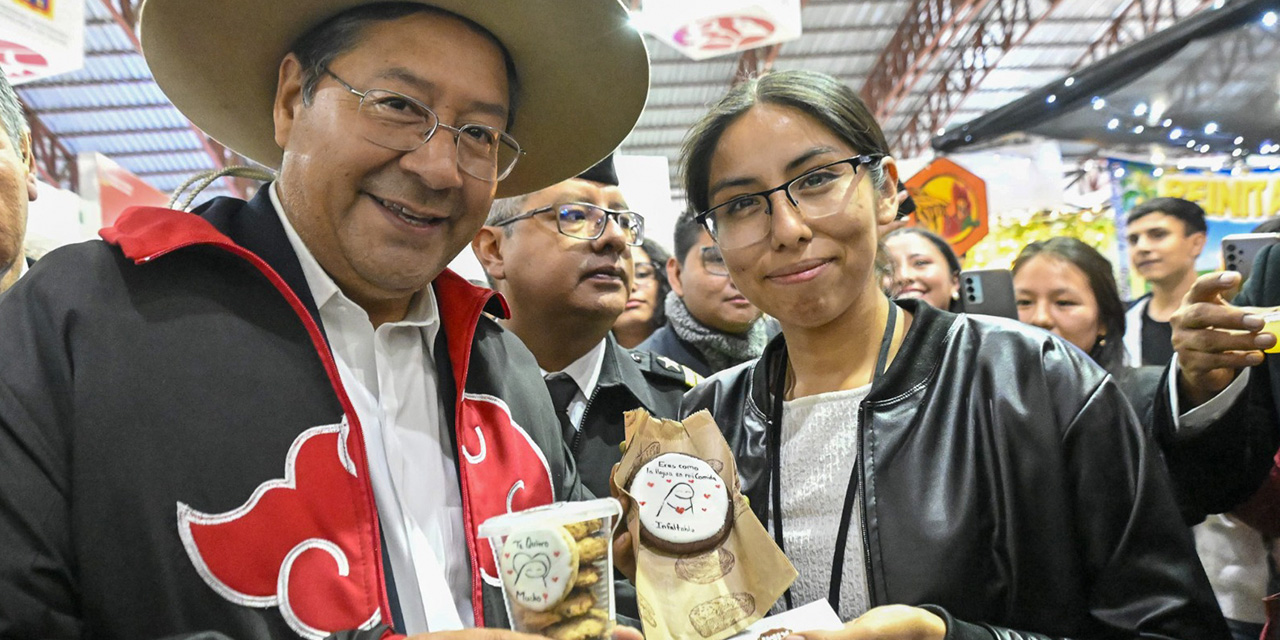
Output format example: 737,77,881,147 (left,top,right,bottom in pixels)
1157,174,1280,219
11,0,51,18
905,157,989,256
